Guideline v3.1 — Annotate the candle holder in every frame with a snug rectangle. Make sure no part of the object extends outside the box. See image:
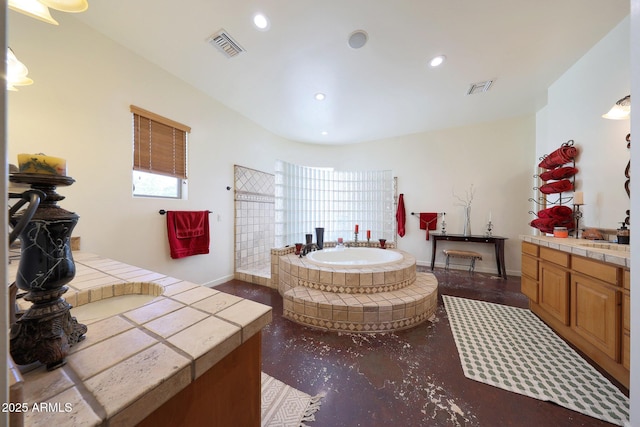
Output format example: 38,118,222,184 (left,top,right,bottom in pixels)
8,172,87,370
485,221,493,237
573,204,584,238
440,213,447,235
354,231,359,244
